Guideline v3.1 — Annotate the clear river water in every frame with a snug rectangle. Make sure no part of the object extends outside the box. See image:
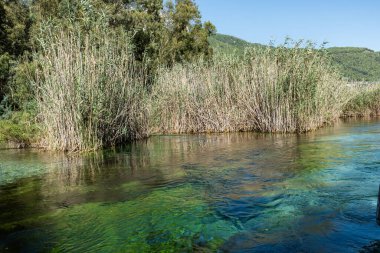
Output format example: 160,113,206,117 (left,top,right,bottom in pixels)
0,118,380,252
